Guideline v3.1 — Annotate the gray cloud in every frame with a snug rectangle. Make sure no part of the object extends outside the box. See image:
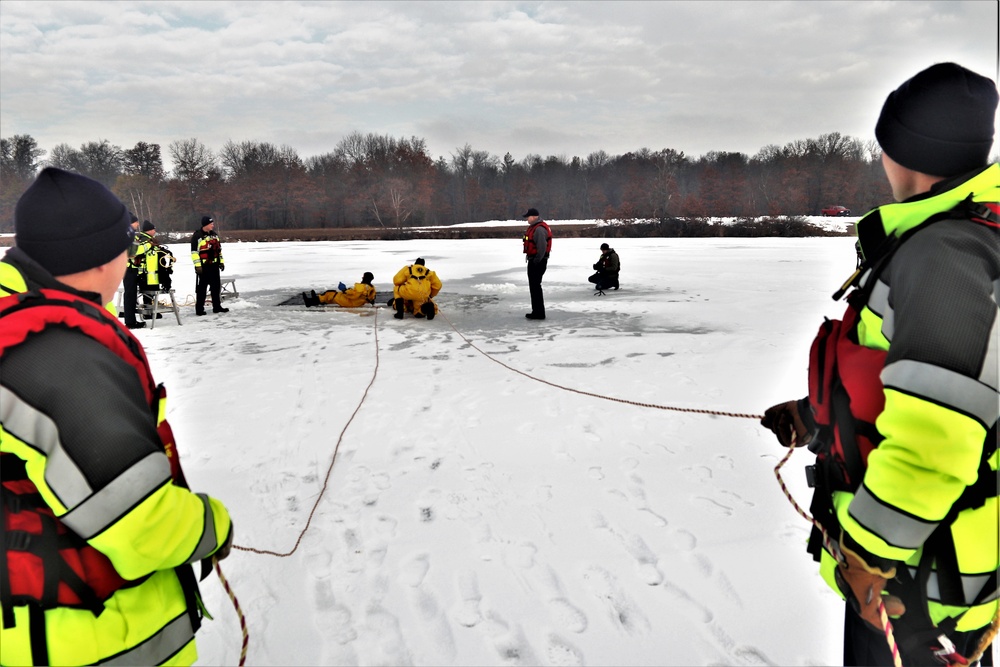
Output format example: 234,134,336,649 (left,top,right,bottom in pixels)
2,0,997,172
